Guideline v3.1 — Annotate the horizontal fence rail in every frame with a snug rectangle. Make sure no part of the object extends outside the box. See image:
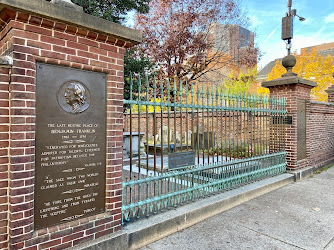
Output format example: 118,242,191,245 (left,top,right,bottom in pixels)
122,75,287,223
122,152,286,222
